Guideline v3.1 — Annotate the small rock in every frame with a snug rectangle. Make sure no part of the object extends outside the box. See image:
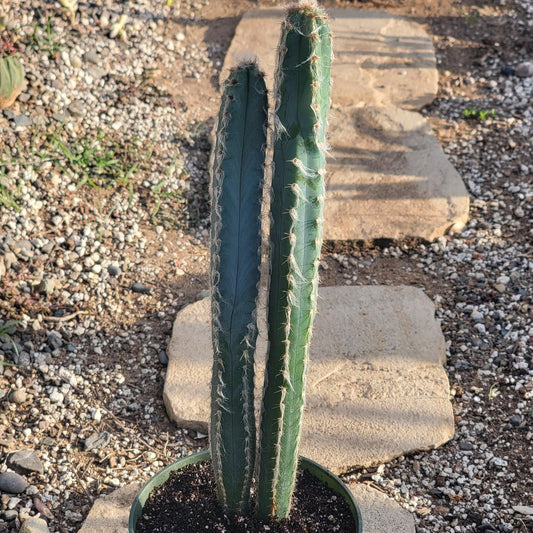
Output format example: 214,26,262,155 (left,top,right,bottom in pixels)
131,282,151,295
19,516,50,533
70,55,82,68
68,100,85,117
107,264,121,277
500,65,515,76
513,506,533,515
35,278,57,295
3,509,18,521
514,206,525,218
0,471,28,494
6,450,44,475
3,252,17,269
496,275,510,285
515,61,533,77
10,389,27,404
49,390,64,404
510,415,522,427
7,497,20,509
196,289,210,301
471,310,484,322
84,431,111,451
52,112,70,122
33,497,54,520
47,331,63,350
83,50,100,65
13,115,33,128
458,441,474,451
158,350,168,365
